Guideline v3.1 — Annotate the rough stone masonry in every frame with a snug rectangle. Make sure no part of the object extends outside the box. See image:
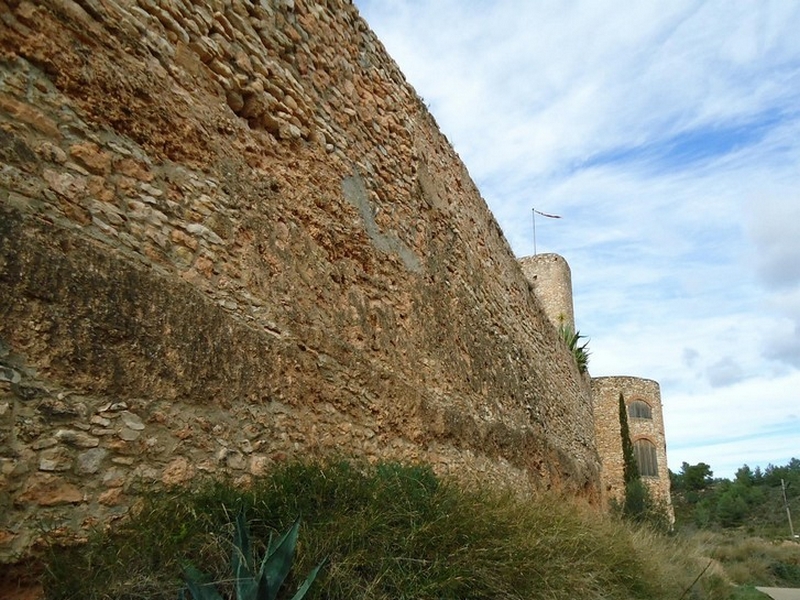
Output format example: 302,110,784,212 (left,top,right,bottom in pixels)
0,0,600,560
